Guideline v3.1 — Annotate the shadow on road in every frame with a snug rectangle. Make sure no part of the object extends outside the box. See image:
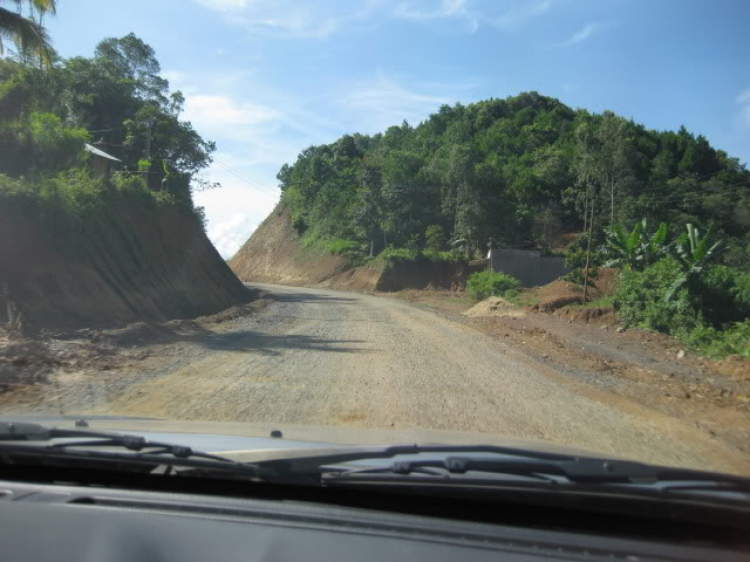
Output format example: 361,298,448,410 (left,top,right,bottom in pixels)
268,292,360,305
195,330,366,355
107,321,368,356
